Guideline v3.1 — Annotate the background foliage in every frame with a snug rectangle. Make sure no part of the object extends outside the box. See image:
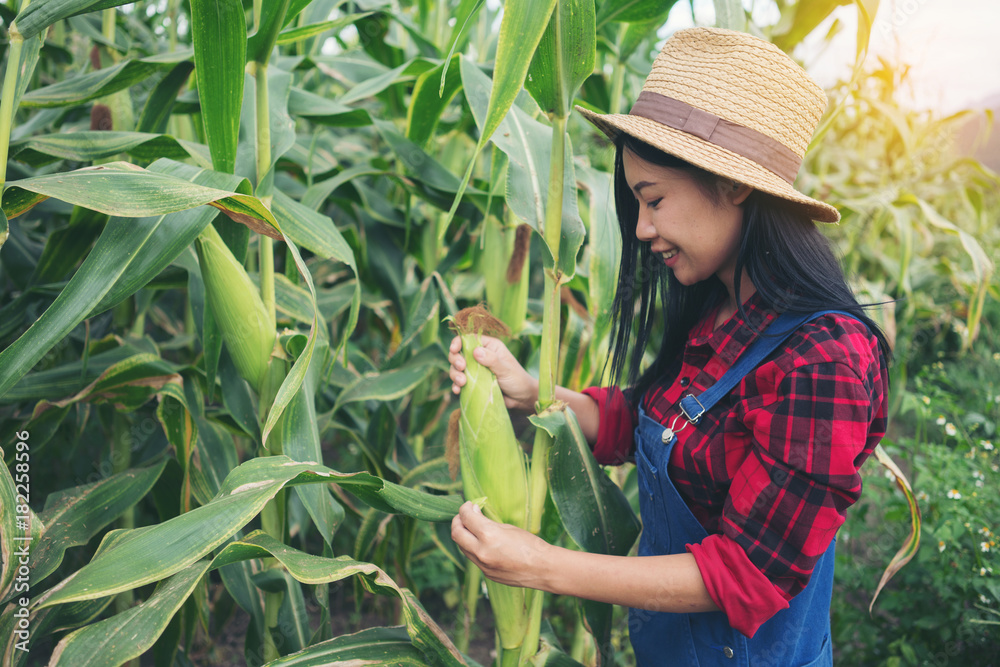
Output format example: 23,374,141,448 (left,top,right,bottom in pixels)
0,0,996,665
